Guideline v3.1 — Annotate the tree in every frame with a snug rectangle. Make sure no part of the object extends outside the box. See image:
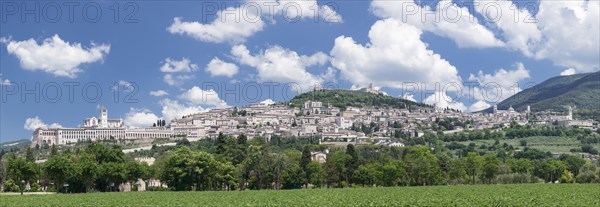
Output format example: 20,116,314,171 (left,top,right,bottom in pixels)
548,160,567,182
44,154,76,193
50,145,58,157
306,161,326,188
560,155,586,176
480,154,500,183
448,159,468,182
215,132,227,155
25,146,35,162
404,146,443,186
345,144,359,187
324,151,349,188
300,145,312,188
465,152,482,184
